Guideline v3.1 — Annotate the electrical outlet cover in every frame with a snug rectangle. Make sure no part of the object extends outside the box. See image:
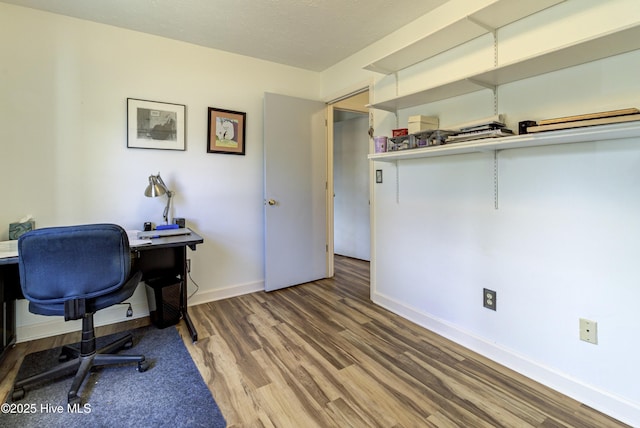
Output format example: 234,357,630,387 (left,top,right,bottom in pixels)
483,288,496,311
